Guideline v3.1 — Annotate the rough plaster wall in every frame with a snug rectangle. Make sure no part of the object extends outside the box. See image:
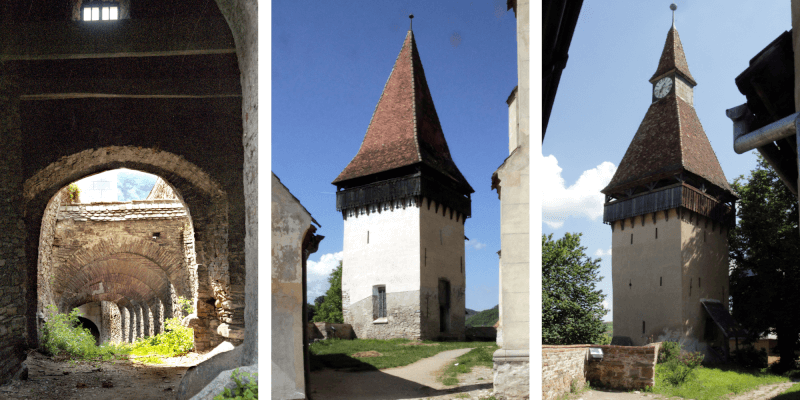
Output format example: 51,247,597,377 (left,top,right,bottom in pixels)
36,188,68,334
612,209,683,346
272,174,312,400
349,290,421,340
680,213,729,355
343,199,421,309
419,199,466,340
675,76,694,106
0,84,29,381
213,0,257,367
496,142,530,351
